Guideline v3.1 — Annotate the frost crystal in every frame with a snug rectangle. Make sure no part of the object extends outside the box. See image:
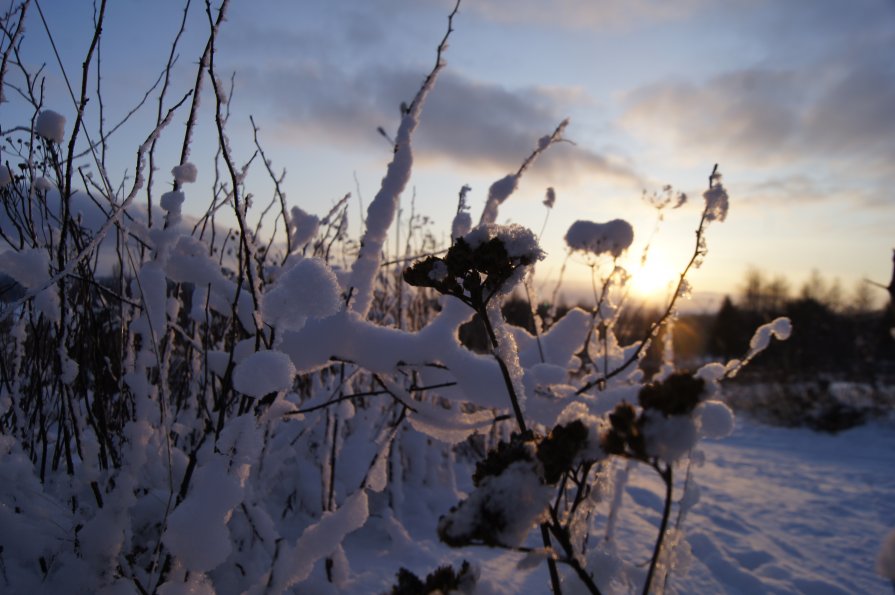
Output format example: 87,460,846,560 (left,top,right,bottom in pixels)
565,219,634,258
171,162,198,184
36,110,66,143
464,223,542,262
703,174,729,222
